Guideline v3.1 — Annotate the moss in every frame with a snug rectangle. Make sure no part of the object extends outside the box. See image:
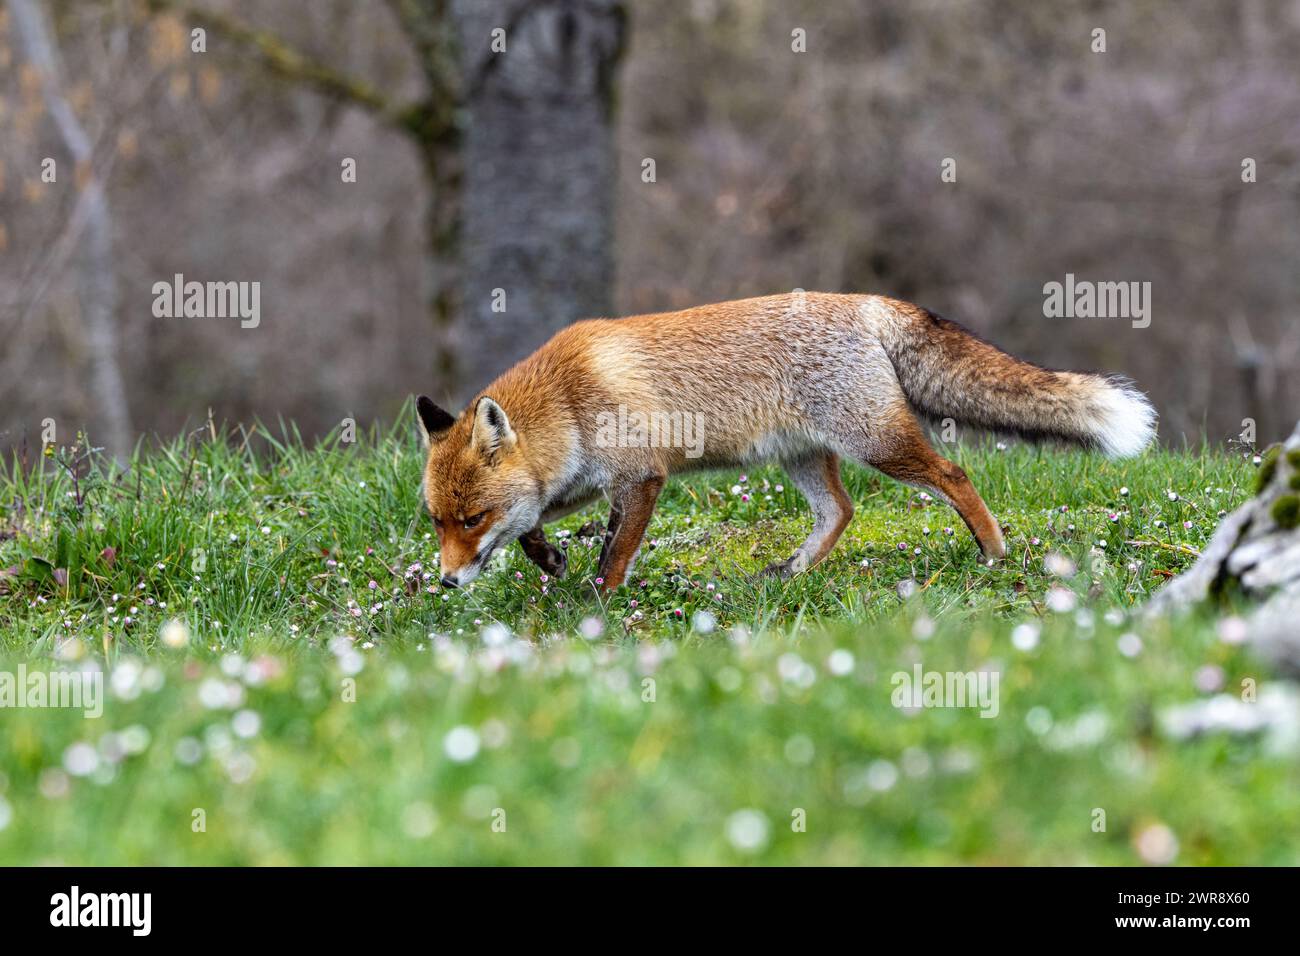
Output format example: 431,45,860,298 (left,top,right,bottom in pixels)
1271,494,1300,530
1255,445,1281,494
1287,448,1300,469
1290,474,1300,491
